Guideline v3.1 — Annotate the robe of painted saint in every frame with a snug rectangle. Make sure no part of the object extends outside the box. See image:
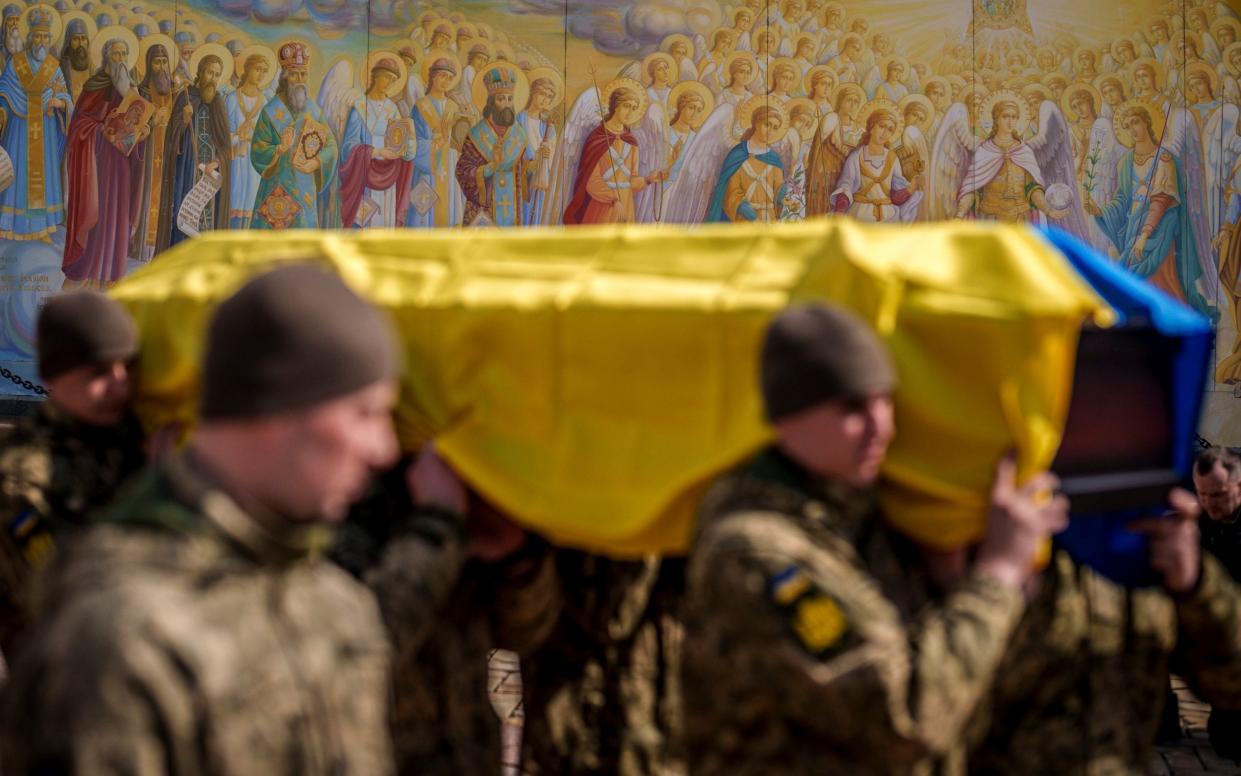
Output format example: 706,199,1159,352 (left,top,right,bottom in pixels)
161,85,231,250
0,51,70,241
409,95,464,227
706,140,786,223
62,73,145,288
563,125,648,225
338,96,415,228
805,112,857,216
225,86,266,228
957,138,1046,222
248,91,339,230
455,118,527,226
132,79,176,261
1214,153,1241,383
518,109,556,226
1095,148,1212,316
830,145,920,223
